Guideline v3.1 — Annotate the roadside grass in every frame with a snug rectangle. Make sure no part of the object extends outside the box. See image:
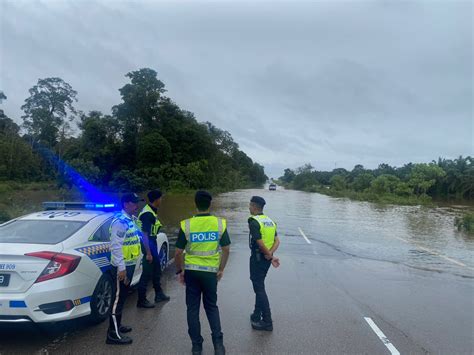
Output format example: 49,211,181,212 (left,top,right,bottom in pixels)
455,213,474,234
0,181,70,222
299,186,434,206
